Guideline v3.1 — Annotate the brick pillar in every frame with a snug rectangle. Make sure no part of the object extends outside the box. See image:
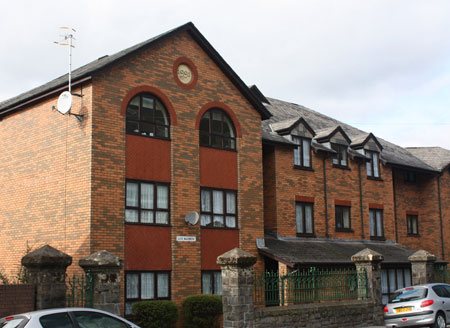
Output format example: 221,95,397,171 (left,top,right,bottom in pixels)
351,248,383,305
408,250,436,285
79,250,123,315
21,245,72,310
217,248,257,328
